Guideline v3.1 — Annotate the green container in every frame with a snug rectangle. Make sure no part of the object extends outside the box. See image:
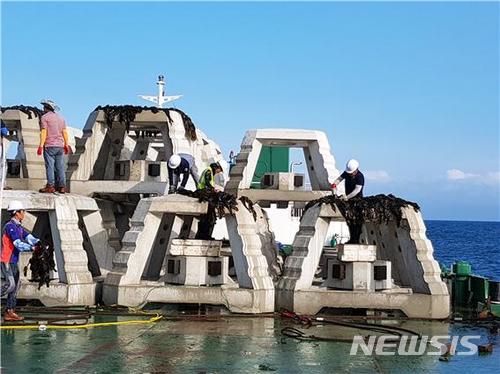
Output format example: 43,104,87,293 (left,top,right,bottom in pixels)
453,277,470,307
453,261,472,277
